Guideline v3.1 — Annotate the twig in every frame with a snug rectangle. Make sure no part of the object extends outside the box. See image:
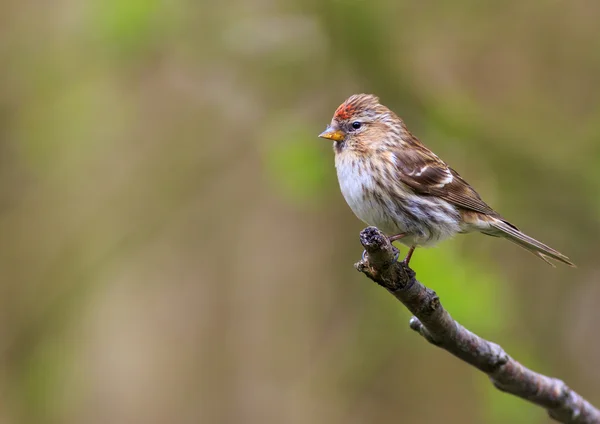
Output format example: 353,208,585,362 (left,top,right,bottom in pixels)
355,226,600,424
